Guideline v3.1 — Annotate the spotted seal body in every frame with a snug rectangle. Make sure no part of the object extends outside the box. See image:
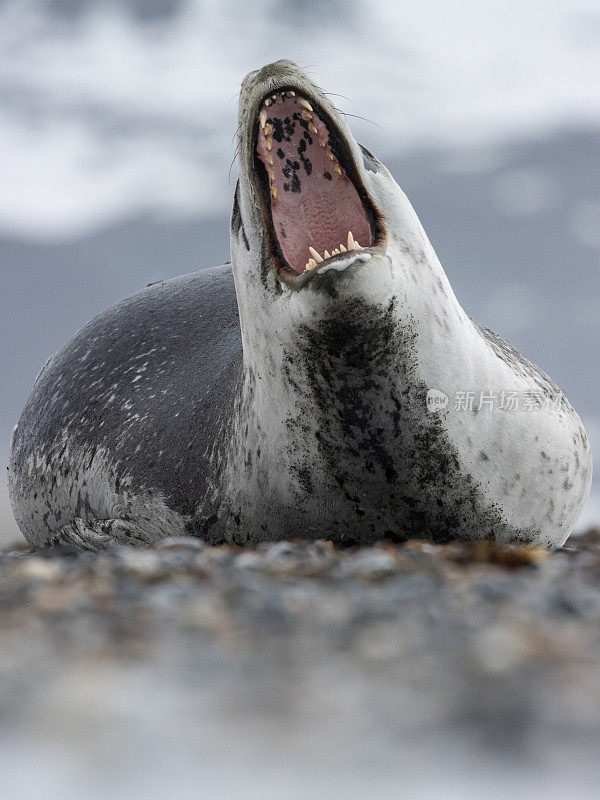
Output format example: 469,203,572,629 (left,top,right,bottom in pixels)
9,61,592,549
